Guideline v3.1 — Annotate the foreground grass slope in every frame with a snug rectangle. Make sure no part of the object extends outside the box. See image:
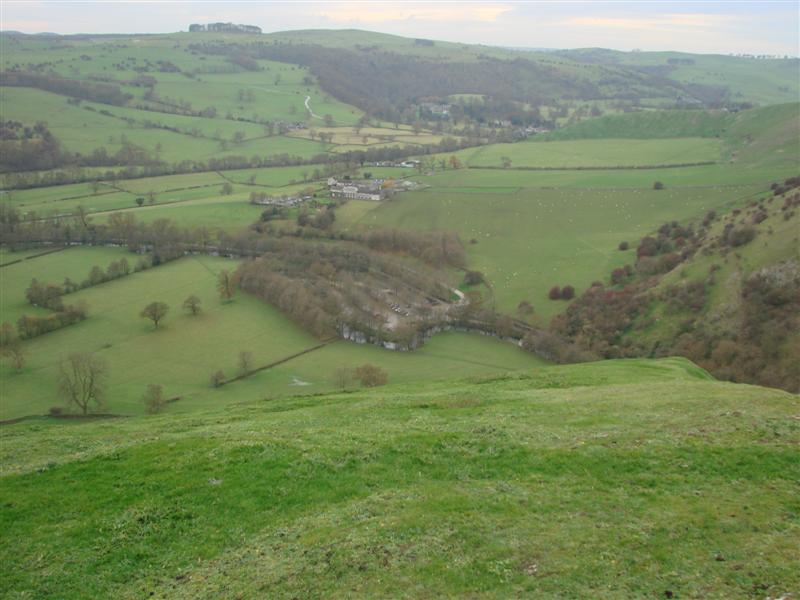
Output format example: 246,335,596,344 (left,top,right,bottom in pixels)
1,357,798,598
